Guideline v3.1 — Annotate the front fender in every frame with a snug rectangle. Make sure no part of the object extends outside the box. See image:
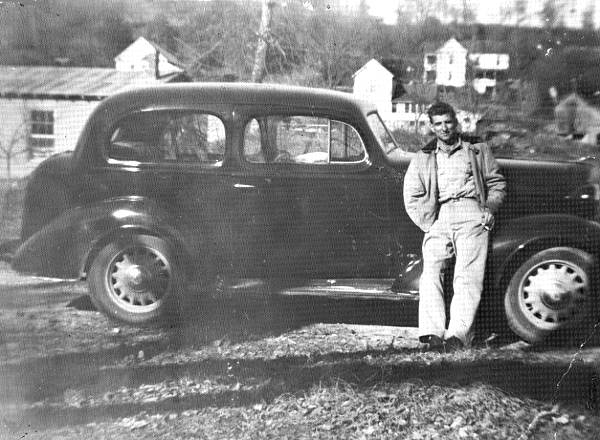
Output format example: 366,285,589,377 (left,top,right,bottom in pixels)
11,196,187,279
491,214,600,289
